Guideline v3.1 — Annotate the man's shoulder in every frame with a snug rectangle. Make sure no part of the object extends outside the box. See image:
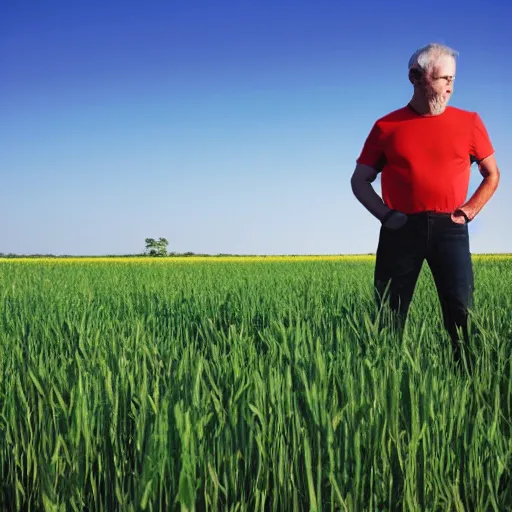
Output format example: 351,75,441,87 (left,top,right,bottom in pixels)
366,107,411,136
374,106,411,124
444,106,477,119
